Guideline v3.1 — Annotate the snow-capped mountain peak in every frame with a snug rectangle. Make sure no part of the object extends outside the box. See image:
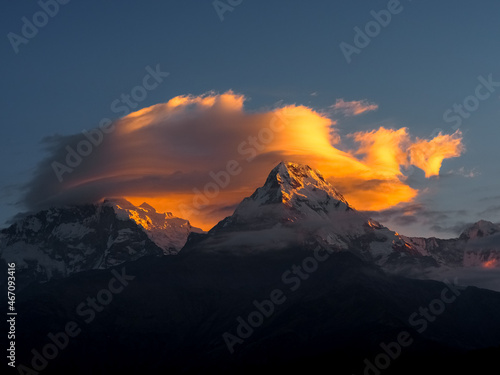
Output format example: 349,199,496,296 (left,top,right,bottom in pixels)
218,162,353,230
190,162,420,266
258,161,350,207
460,220,500,240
